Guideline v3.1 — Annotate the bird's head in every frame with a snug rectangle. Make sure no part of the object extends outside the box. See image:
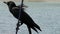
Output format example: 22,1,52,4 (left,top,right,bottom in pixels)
4,1,16,8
